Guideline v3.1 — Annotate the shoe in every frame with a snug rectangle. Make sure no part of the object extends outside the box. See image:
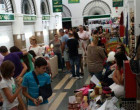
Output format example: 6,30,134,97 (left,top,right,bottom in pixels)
69,74,73,78
79,76,83,79
75,76,80,79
